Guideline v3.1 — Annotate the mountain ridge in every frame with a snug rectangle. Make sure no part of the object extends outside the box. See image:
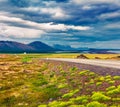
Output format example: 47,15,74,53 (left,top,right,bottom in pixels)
0,41,58,53
0,41,120,53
